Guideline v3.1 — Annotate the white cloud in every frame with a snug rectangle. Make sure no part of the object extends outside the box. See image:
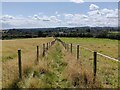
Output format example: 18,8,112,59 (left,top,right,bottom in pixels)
55,11,61,17
64,14,74,20
55,11,58,14
32,14,41,20
50,16,61,22
70,0,84,3
42,16,51,21
101,8,114,15
88,10,101,17
2,15,15,21
106,13,118,18
1,14,63,29
63,6,118,27
89,4,99,11
57,14,61,17
1,4,118,29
